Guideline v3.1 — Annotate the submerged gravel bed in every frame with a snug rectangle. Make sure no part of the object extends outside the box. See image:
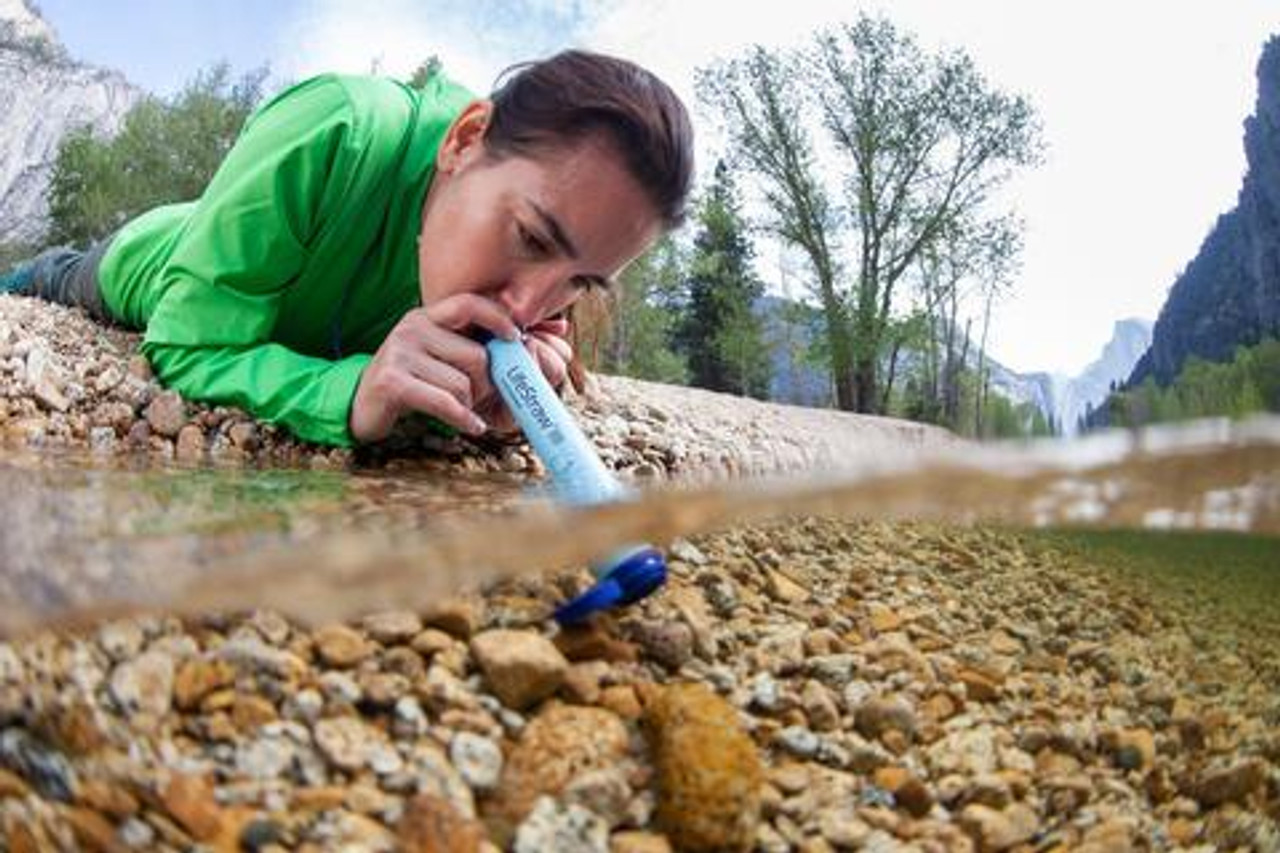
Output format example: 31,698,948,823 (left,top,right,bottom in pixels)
0,519,1274,850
